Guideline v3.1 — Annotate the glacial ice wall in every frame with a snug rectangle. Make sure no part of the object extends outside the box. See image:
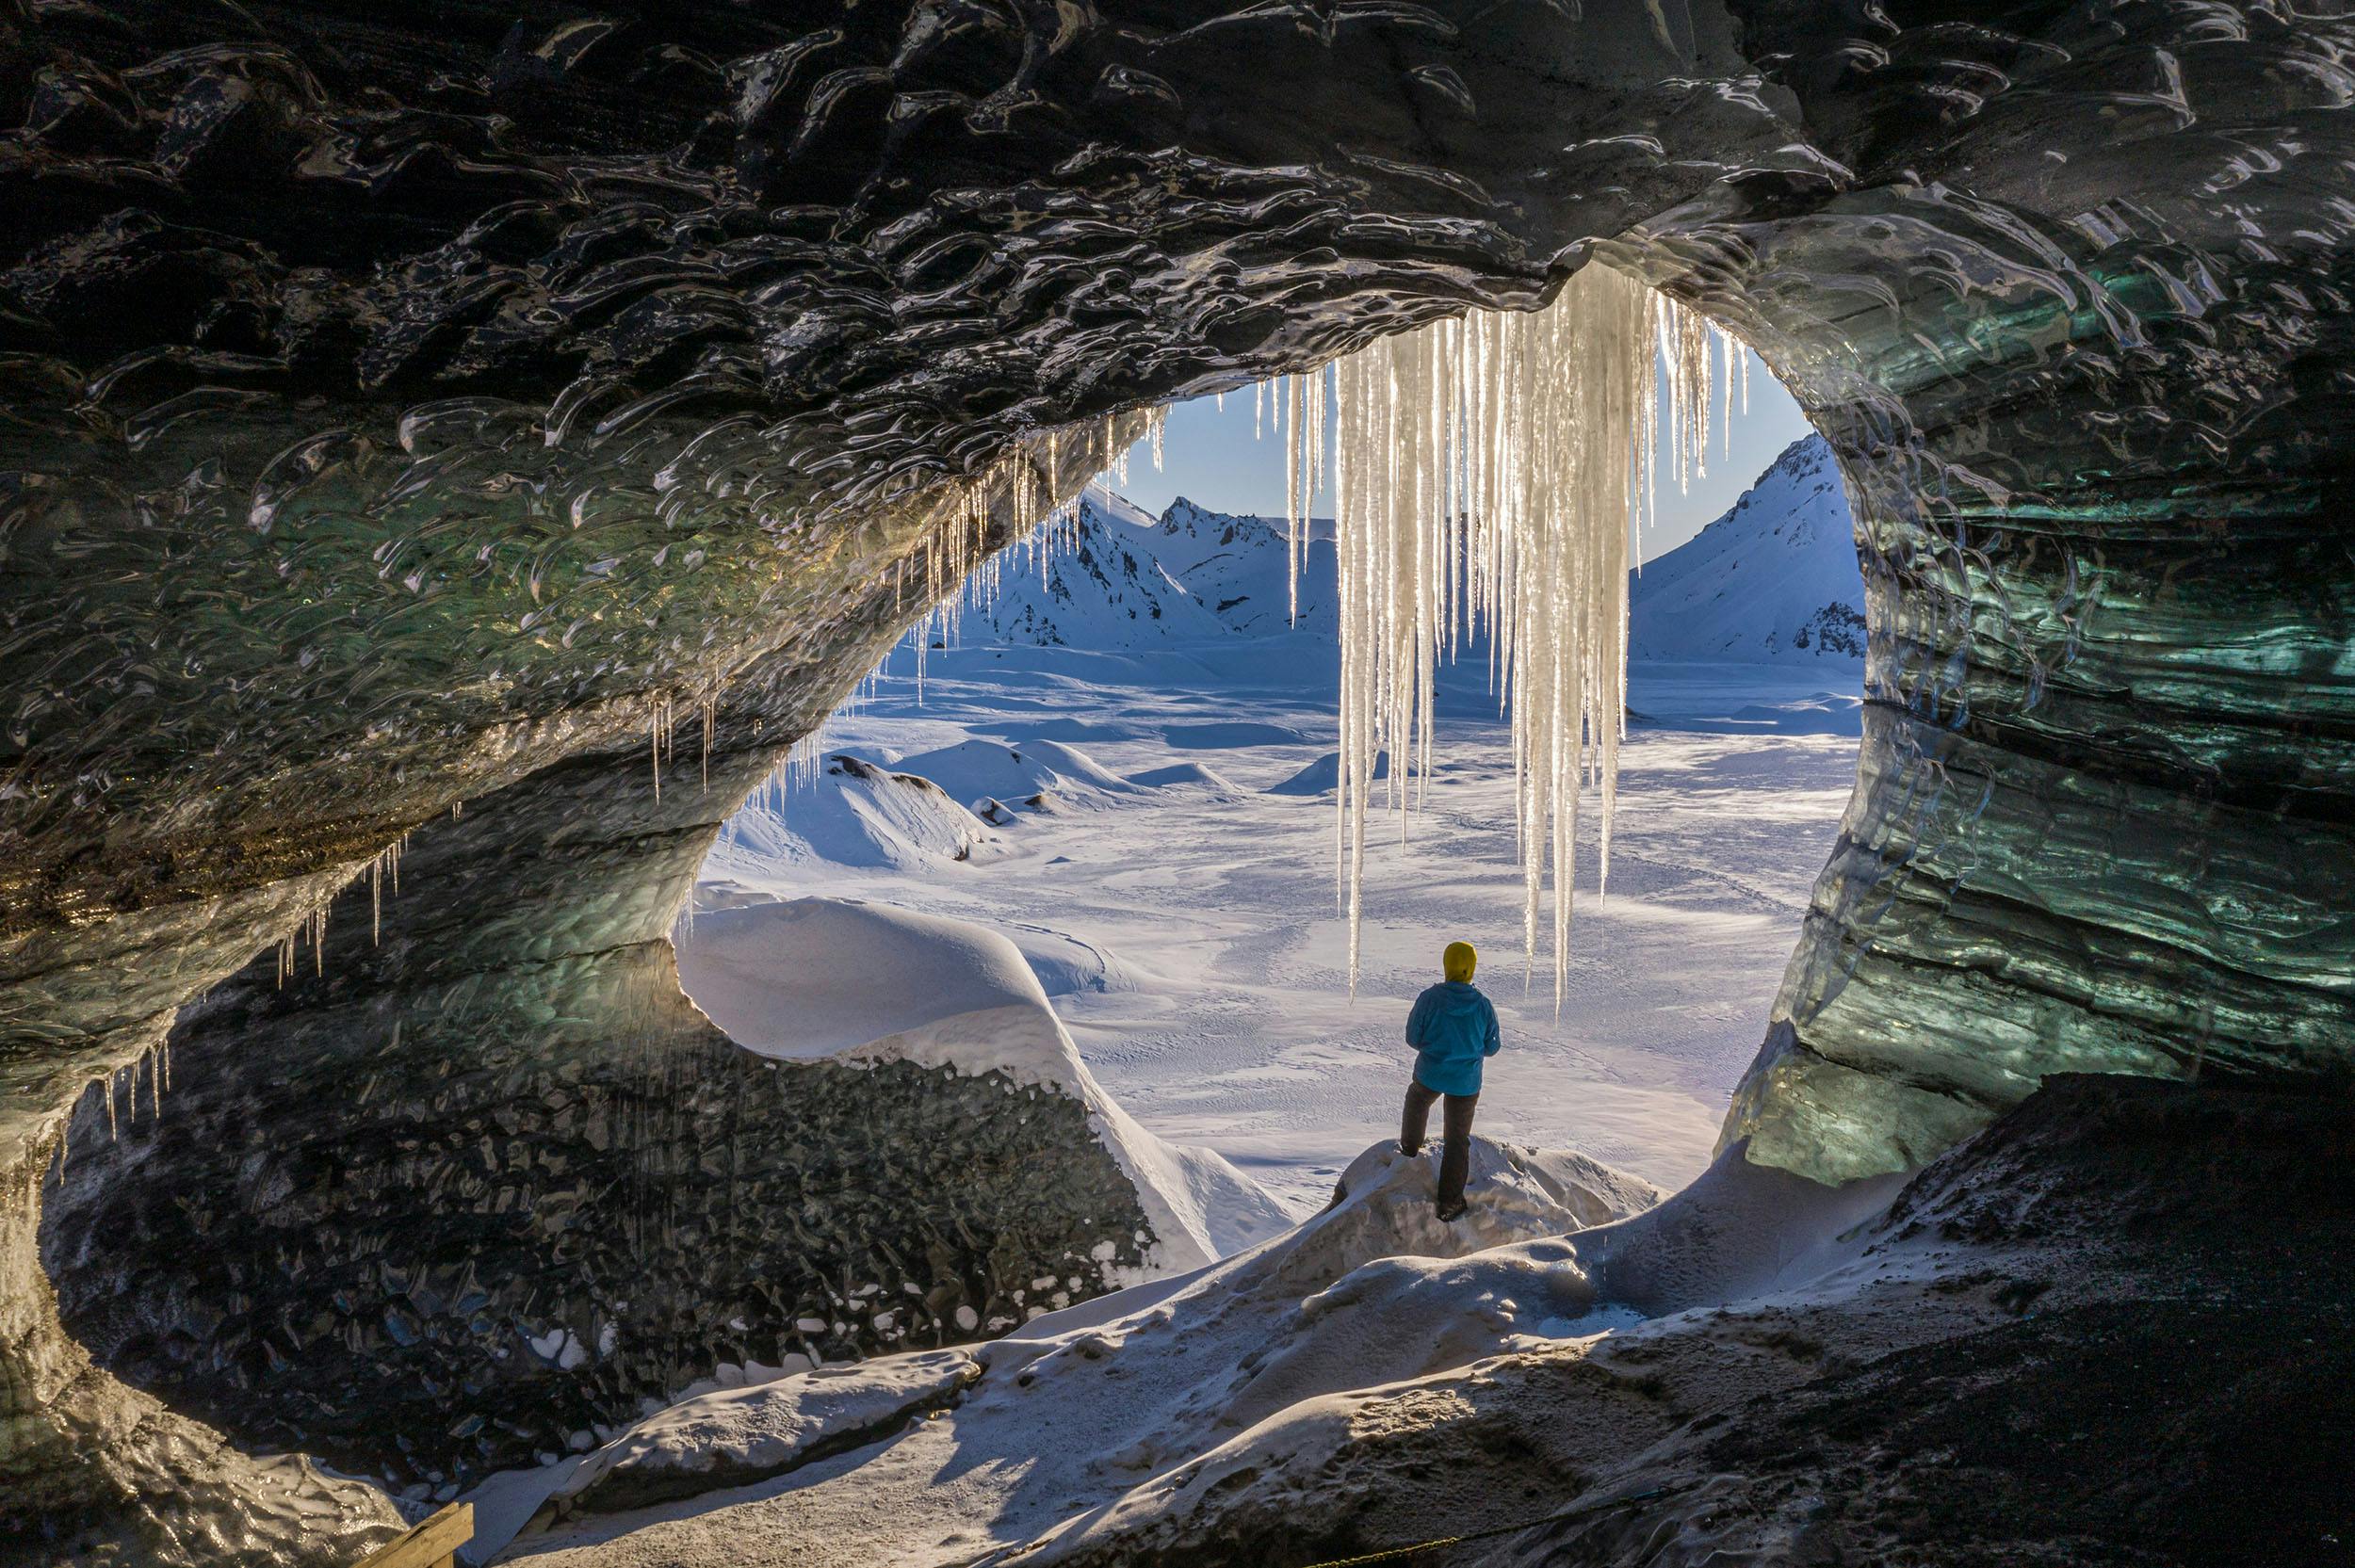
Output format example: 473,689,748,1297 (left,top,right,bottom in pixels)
36,655,1159,1495
3,0,2352,1558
